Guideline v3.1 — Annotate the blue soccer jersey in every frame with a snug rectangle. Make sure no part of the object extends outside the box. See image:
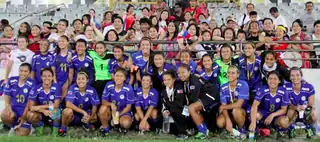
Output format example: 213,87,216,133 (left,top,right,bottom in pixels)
176,60,197,74
52,51,72,86
135,87,159,111
31,53,54,85
284,81,315,106
196,63,219,85
69,54,94,84
147,63,175,82
132,51,150,76
238,55,261,90
29,83,62,105
102,81,135,111
255,86,289,114
108,55,129,74
220,80,249,108
65,84,100,111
